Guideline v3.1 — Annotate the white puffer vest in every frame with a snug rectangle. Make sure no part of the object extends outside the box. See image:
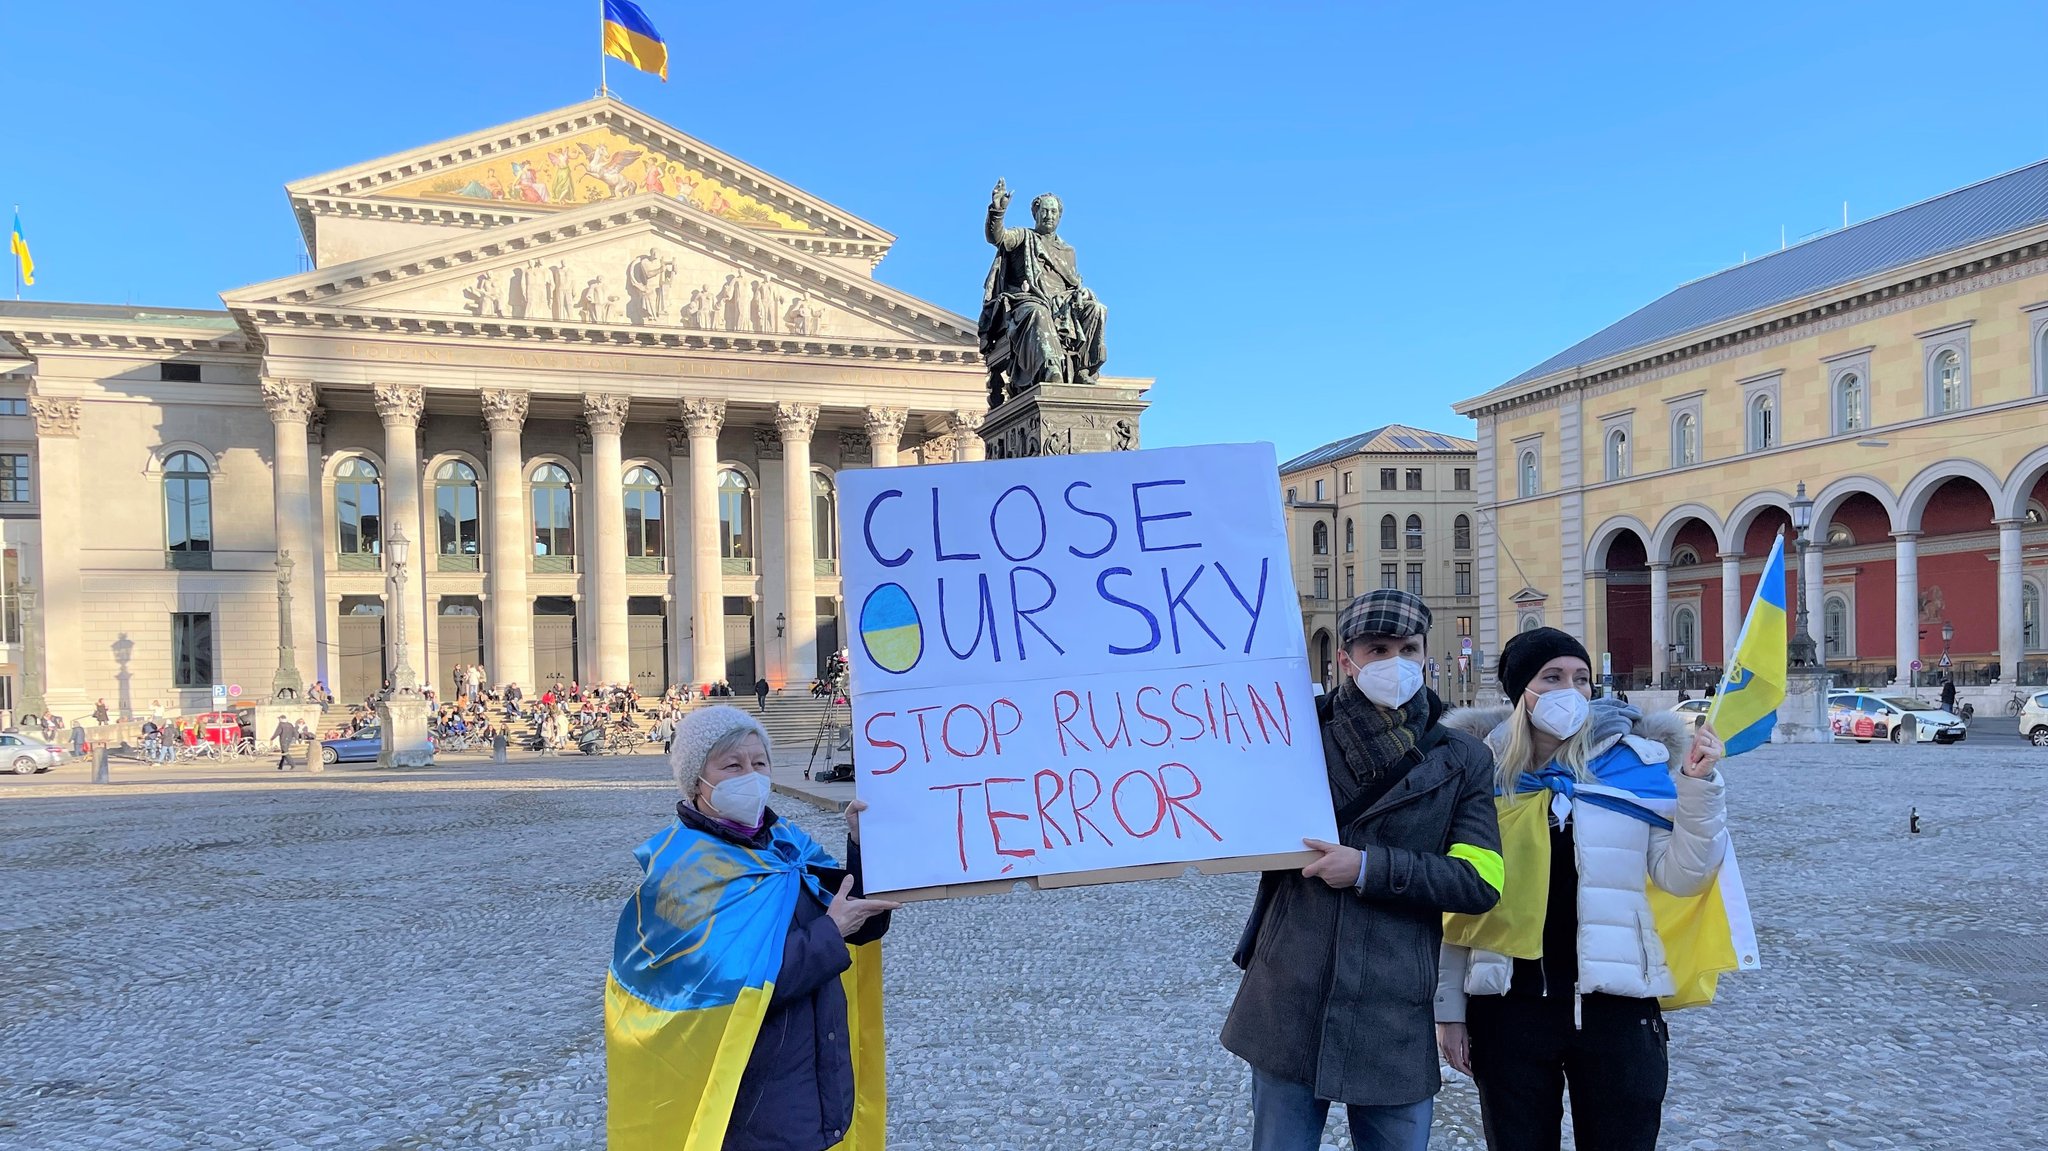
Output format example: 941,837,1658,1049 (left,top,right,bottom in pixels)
1433,706,1727,1021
